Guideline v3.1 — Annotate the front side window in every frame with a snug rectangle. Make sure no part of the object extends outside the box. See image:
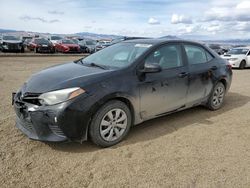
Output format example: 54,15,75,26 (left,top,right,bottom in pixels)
184,45,209,64
145,44,183,69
